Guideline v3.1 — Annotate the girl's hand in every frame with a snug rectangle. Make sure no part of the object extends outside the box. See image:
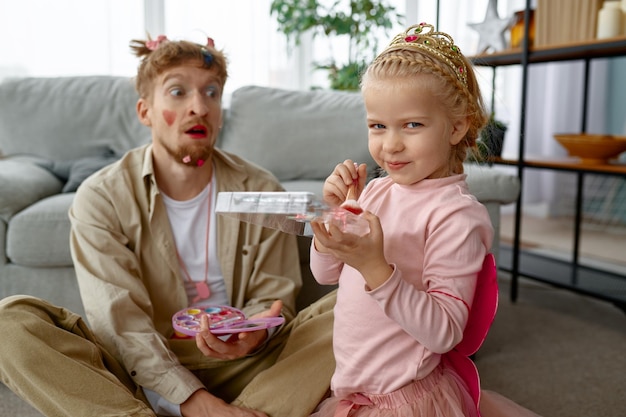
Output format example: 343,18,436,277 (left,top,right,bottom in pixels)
322,160,367,206
312,211,393,290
